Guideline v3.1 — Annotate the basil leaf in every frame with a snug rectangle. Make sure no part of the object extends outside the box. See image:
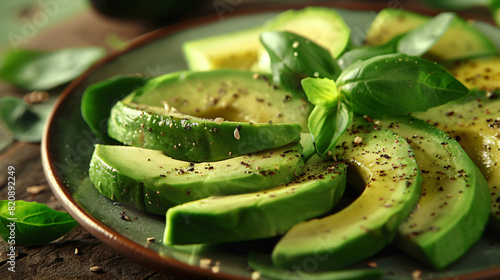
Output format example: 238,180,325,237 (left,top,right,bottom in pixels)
336,54,469,119
0,200,77,247
398,12,456,56
260,31,341,97
309,102,352,156
337,35,402,69
301,77,340,107
0,47,105,90
81,75,149,143
420,0,488,9
491,0,500,26
0,96,56,142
